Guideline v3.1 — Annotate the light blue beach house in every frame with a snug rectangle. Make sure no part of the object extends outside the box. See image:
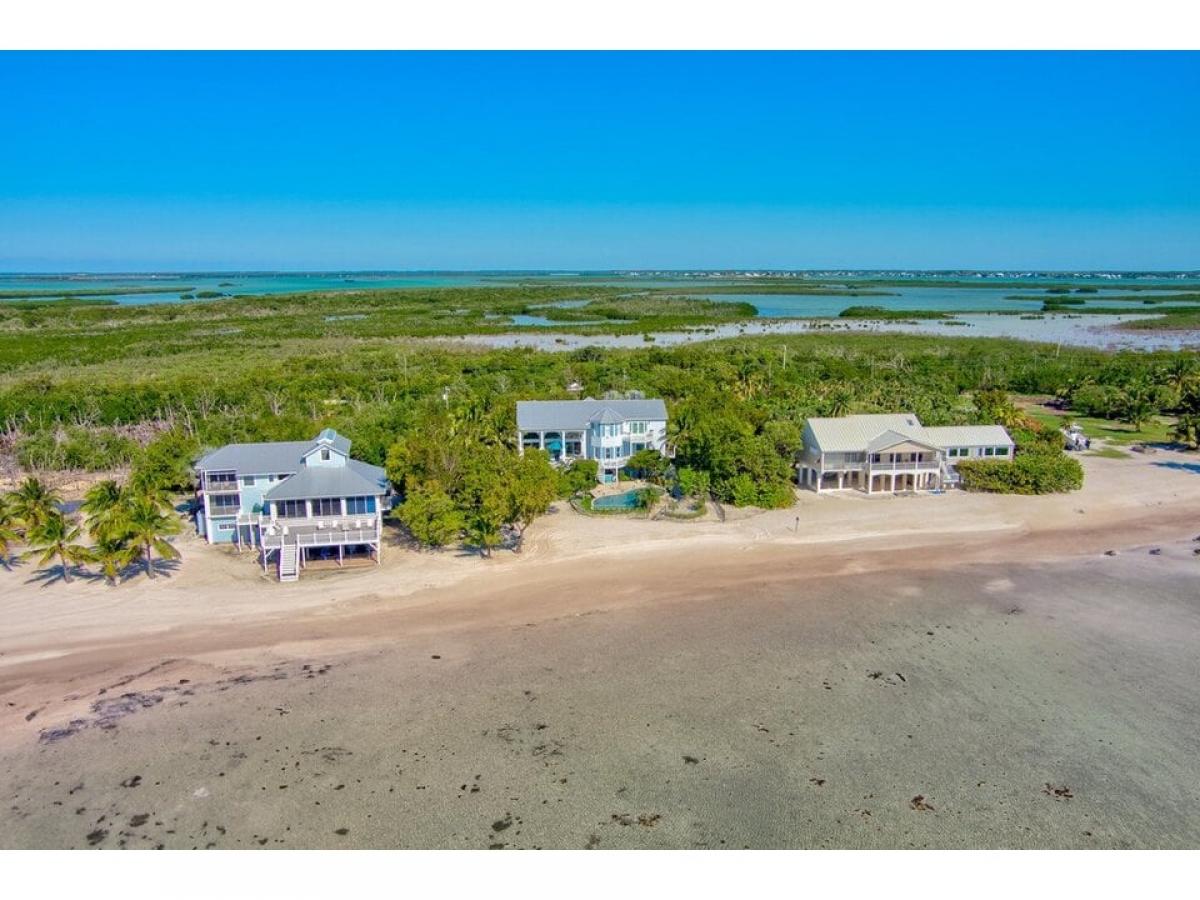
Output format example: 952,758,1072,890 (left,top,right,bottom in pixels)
194,429,389,581
517,397,670,483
